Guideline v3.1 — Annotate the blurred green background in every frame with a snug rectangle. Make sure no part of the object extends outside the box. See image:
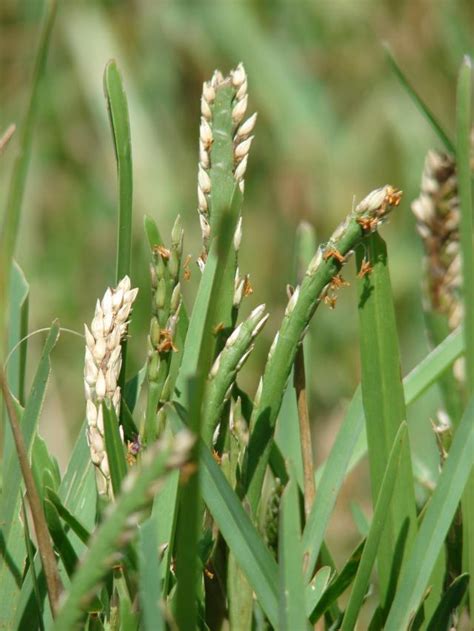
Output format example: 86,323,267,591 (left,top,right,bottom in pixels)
1,0,473,561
